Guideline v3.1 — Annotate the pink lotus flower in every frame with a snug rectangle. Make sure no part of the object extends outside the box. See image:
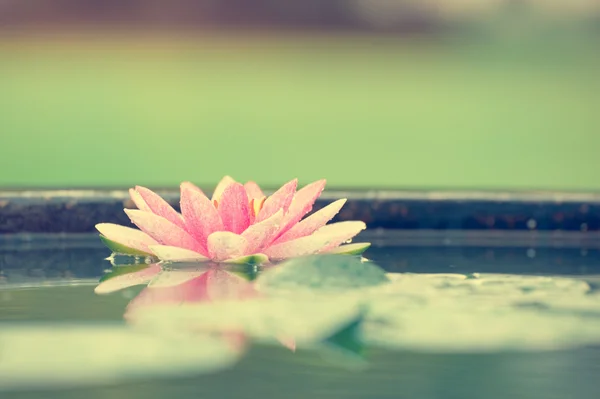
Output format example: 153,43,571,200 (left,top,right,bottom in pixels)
96,176,370,264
